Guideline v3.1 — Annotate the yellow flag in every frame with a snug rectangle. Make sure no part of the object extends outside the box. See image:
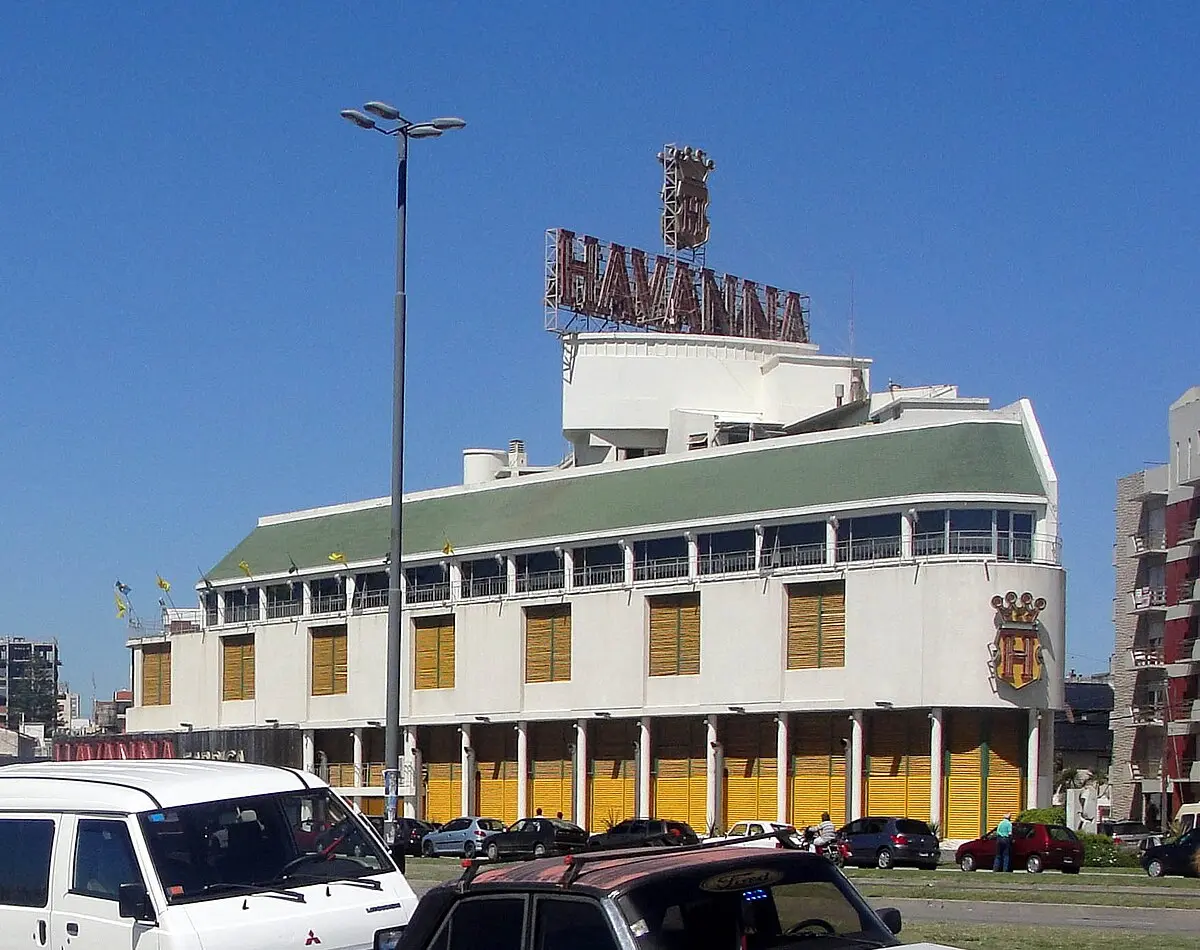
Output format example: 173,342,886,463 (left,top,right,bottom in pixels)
442,538,454,556
328,551,347,564
114,591,127,619
238,559,252,577
156,574,171,593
